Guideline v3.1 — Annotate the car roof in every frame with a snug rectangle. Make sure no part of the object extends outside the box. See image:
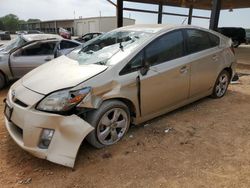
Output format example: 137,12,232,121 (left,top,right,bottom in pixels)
116,24,217,35
22,34,62,42
116,24,181,33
